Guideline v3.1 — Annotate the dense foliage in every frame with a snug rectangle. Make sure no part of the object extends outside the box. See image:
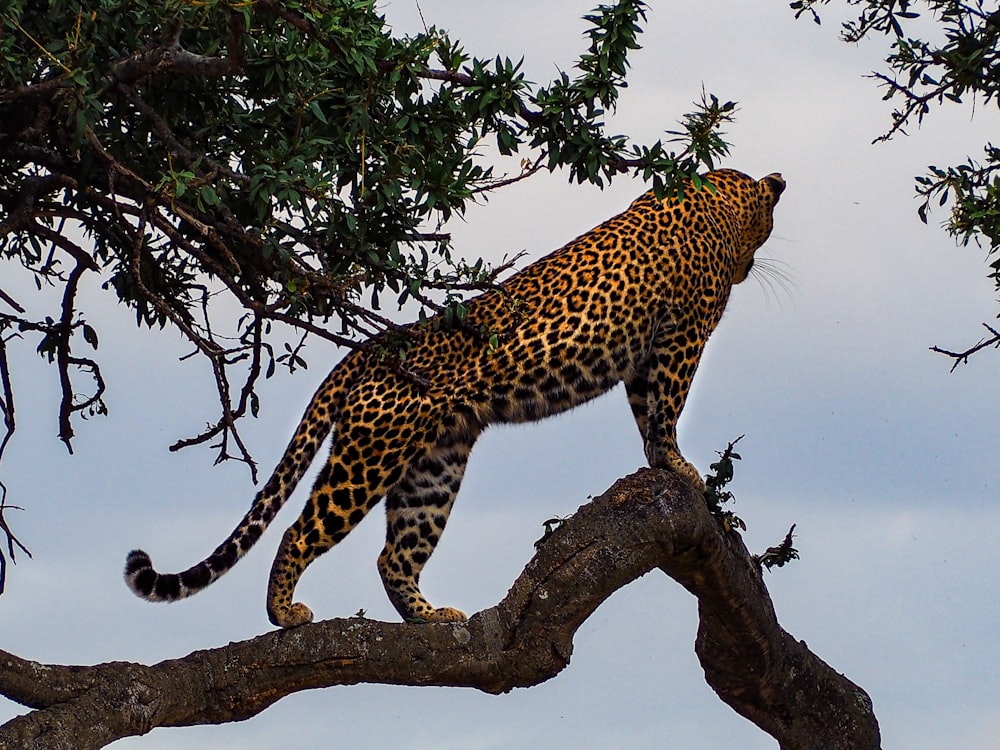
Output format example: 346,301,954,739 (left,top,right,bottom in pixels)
0,0,733,471
792,0,1000,362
